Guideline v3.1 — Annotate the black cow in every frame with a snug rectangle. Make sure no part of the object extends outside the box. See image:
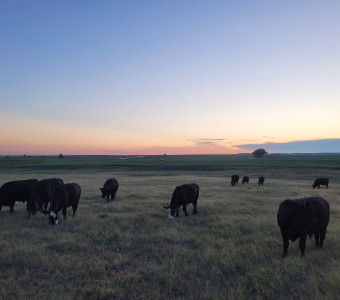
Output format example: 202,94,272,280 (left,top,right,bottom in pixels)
100,178,119,202
27,178,64,215
231,175,239,186
313,178,329,189
0,179,38,213
258,176,265,186
277,195,329,257
163,183,199,218
48,183,81,225
242,176,249,184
